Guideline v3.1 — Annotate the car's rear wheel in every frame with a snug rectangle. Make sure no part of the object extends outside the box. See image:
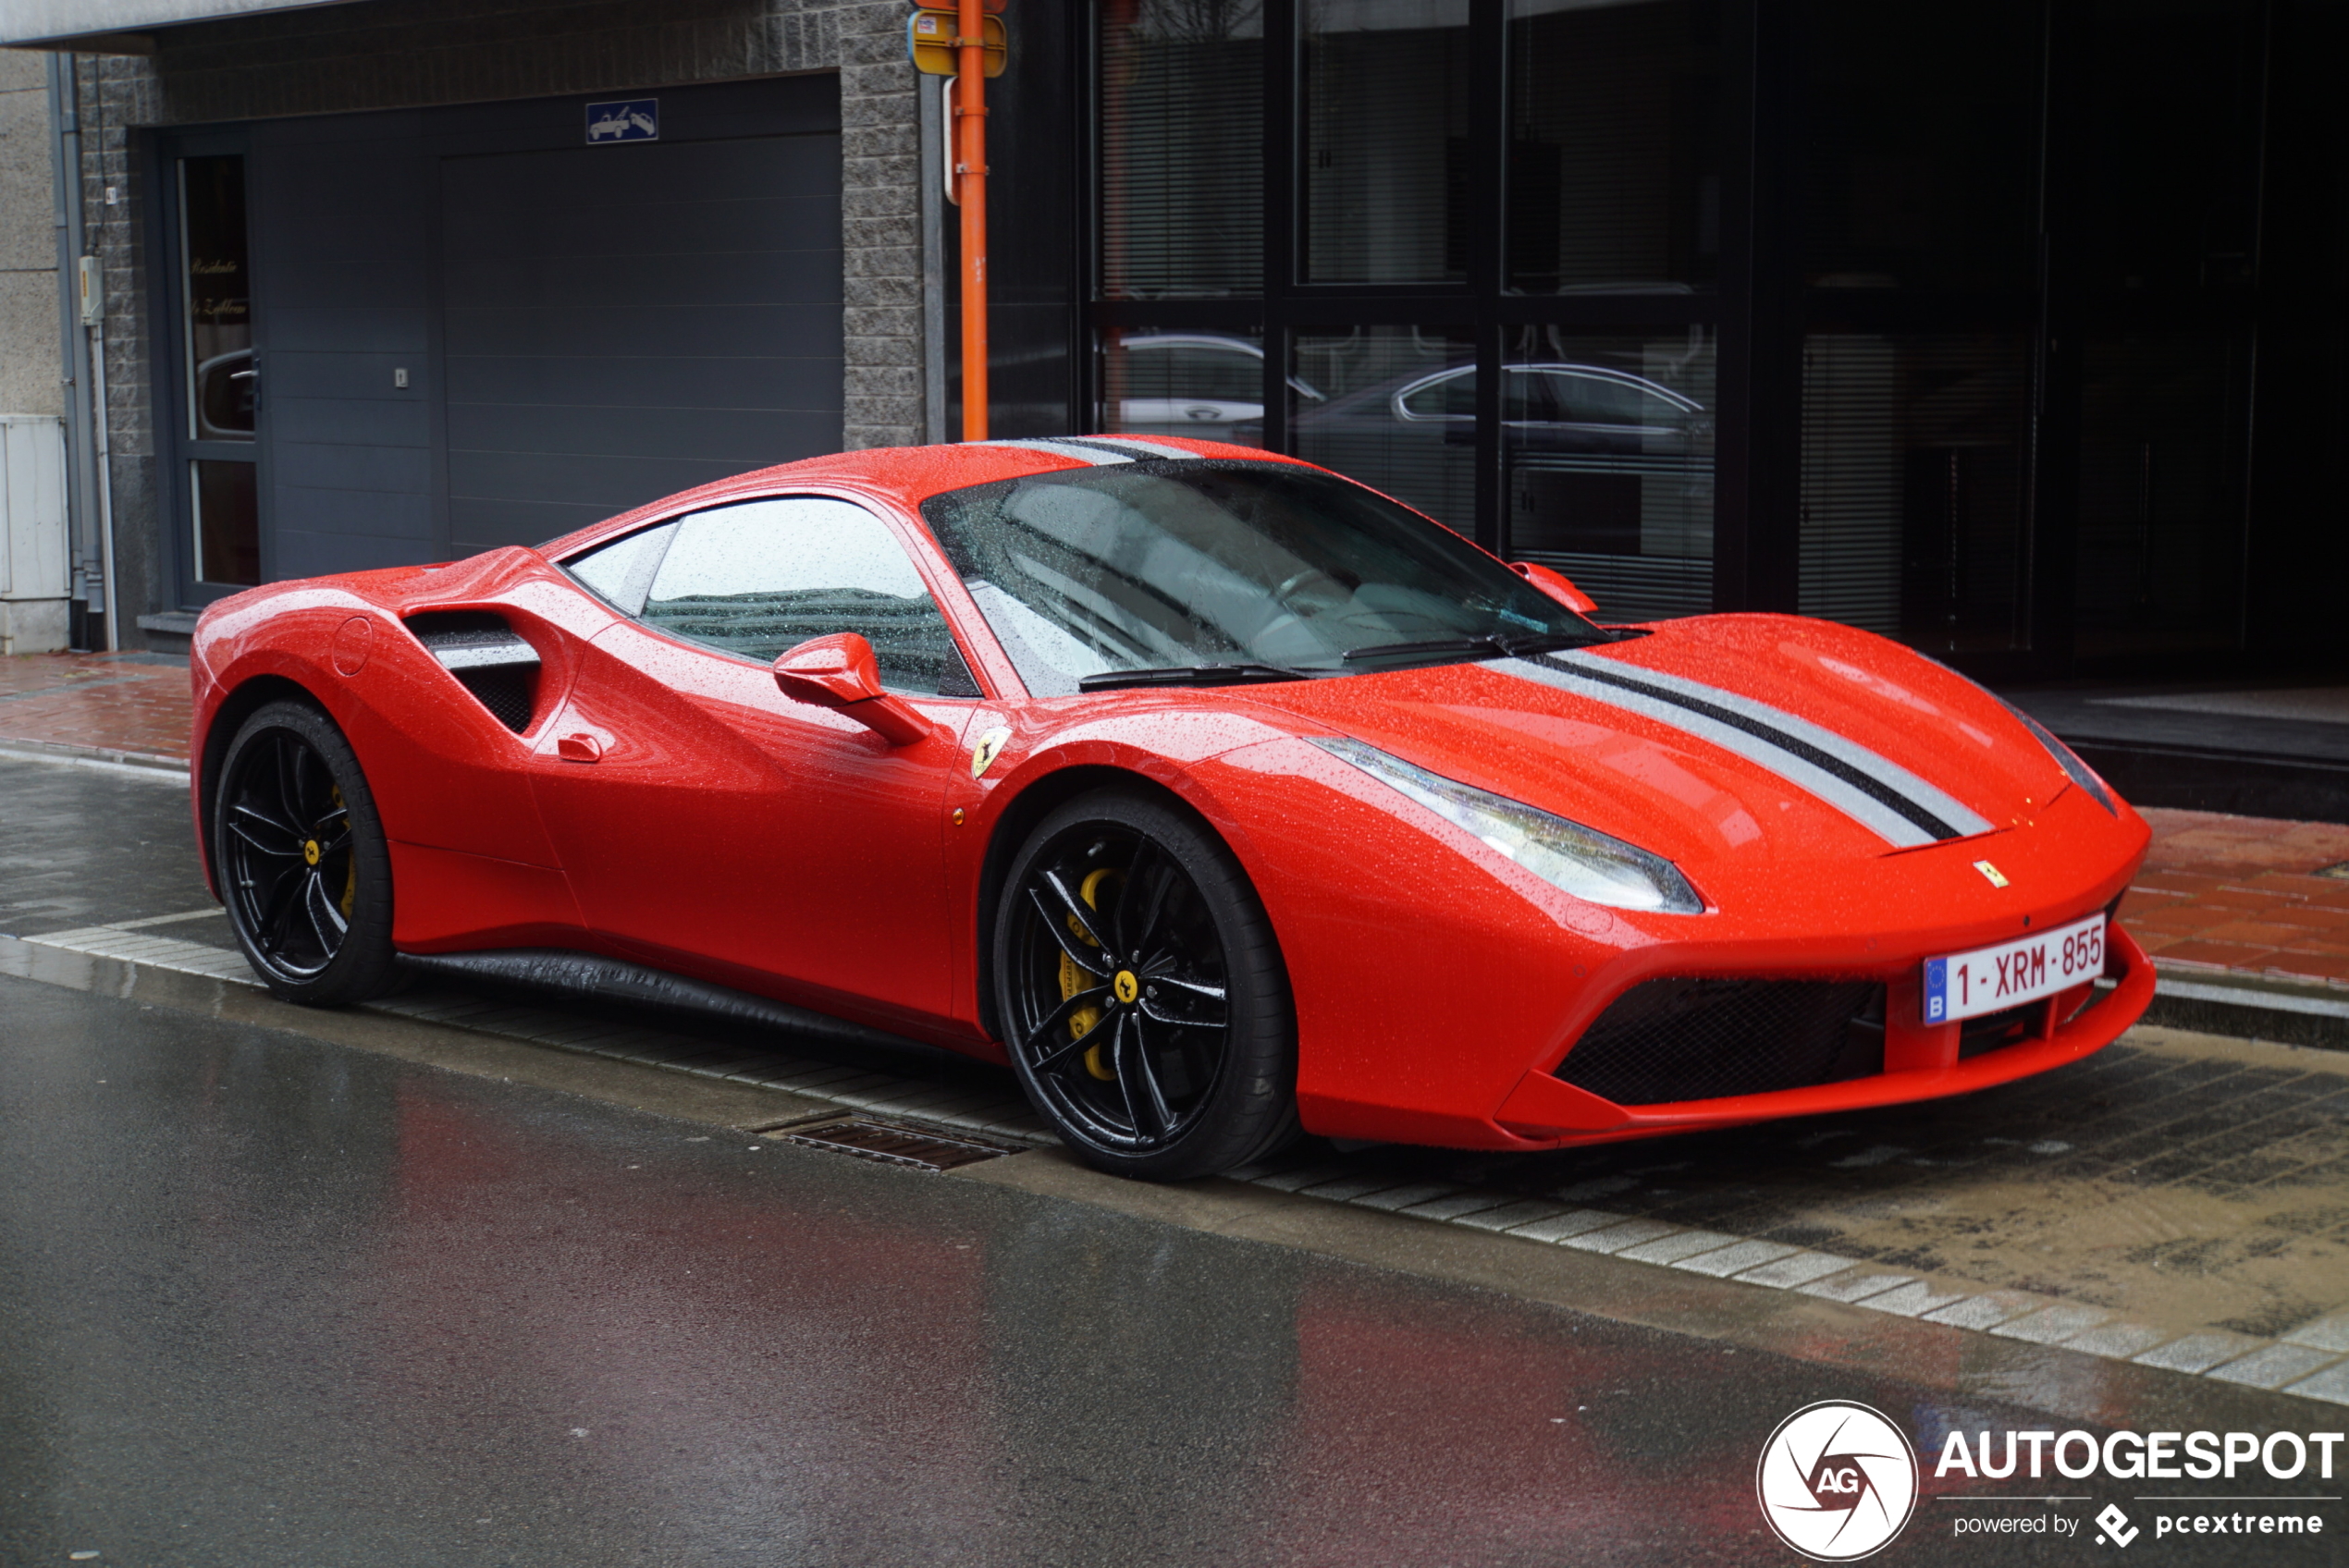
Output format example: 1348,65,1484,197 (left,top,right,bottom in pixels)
215,699,399,1006
995,788,1297,1180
